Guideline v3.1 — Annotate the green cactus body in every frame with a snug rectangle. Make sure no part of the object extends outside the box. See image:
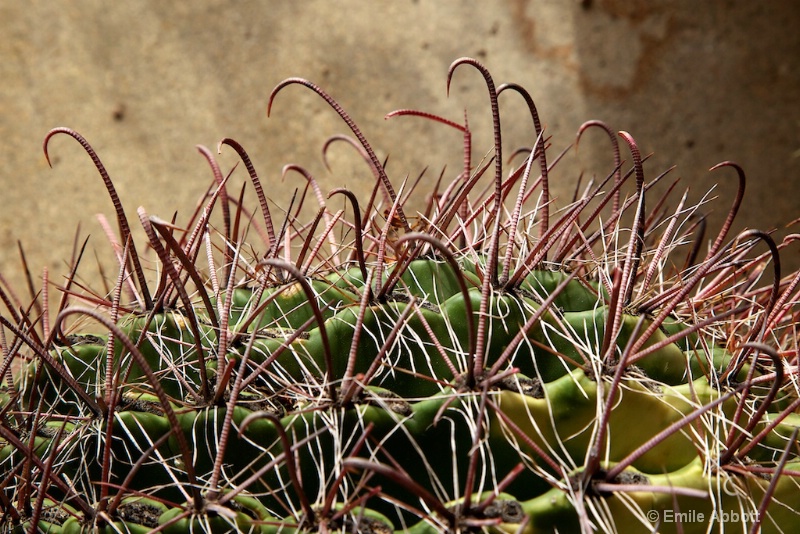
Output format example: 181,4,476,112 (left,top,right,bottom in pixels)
2,59,799,533
516,457,800,534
